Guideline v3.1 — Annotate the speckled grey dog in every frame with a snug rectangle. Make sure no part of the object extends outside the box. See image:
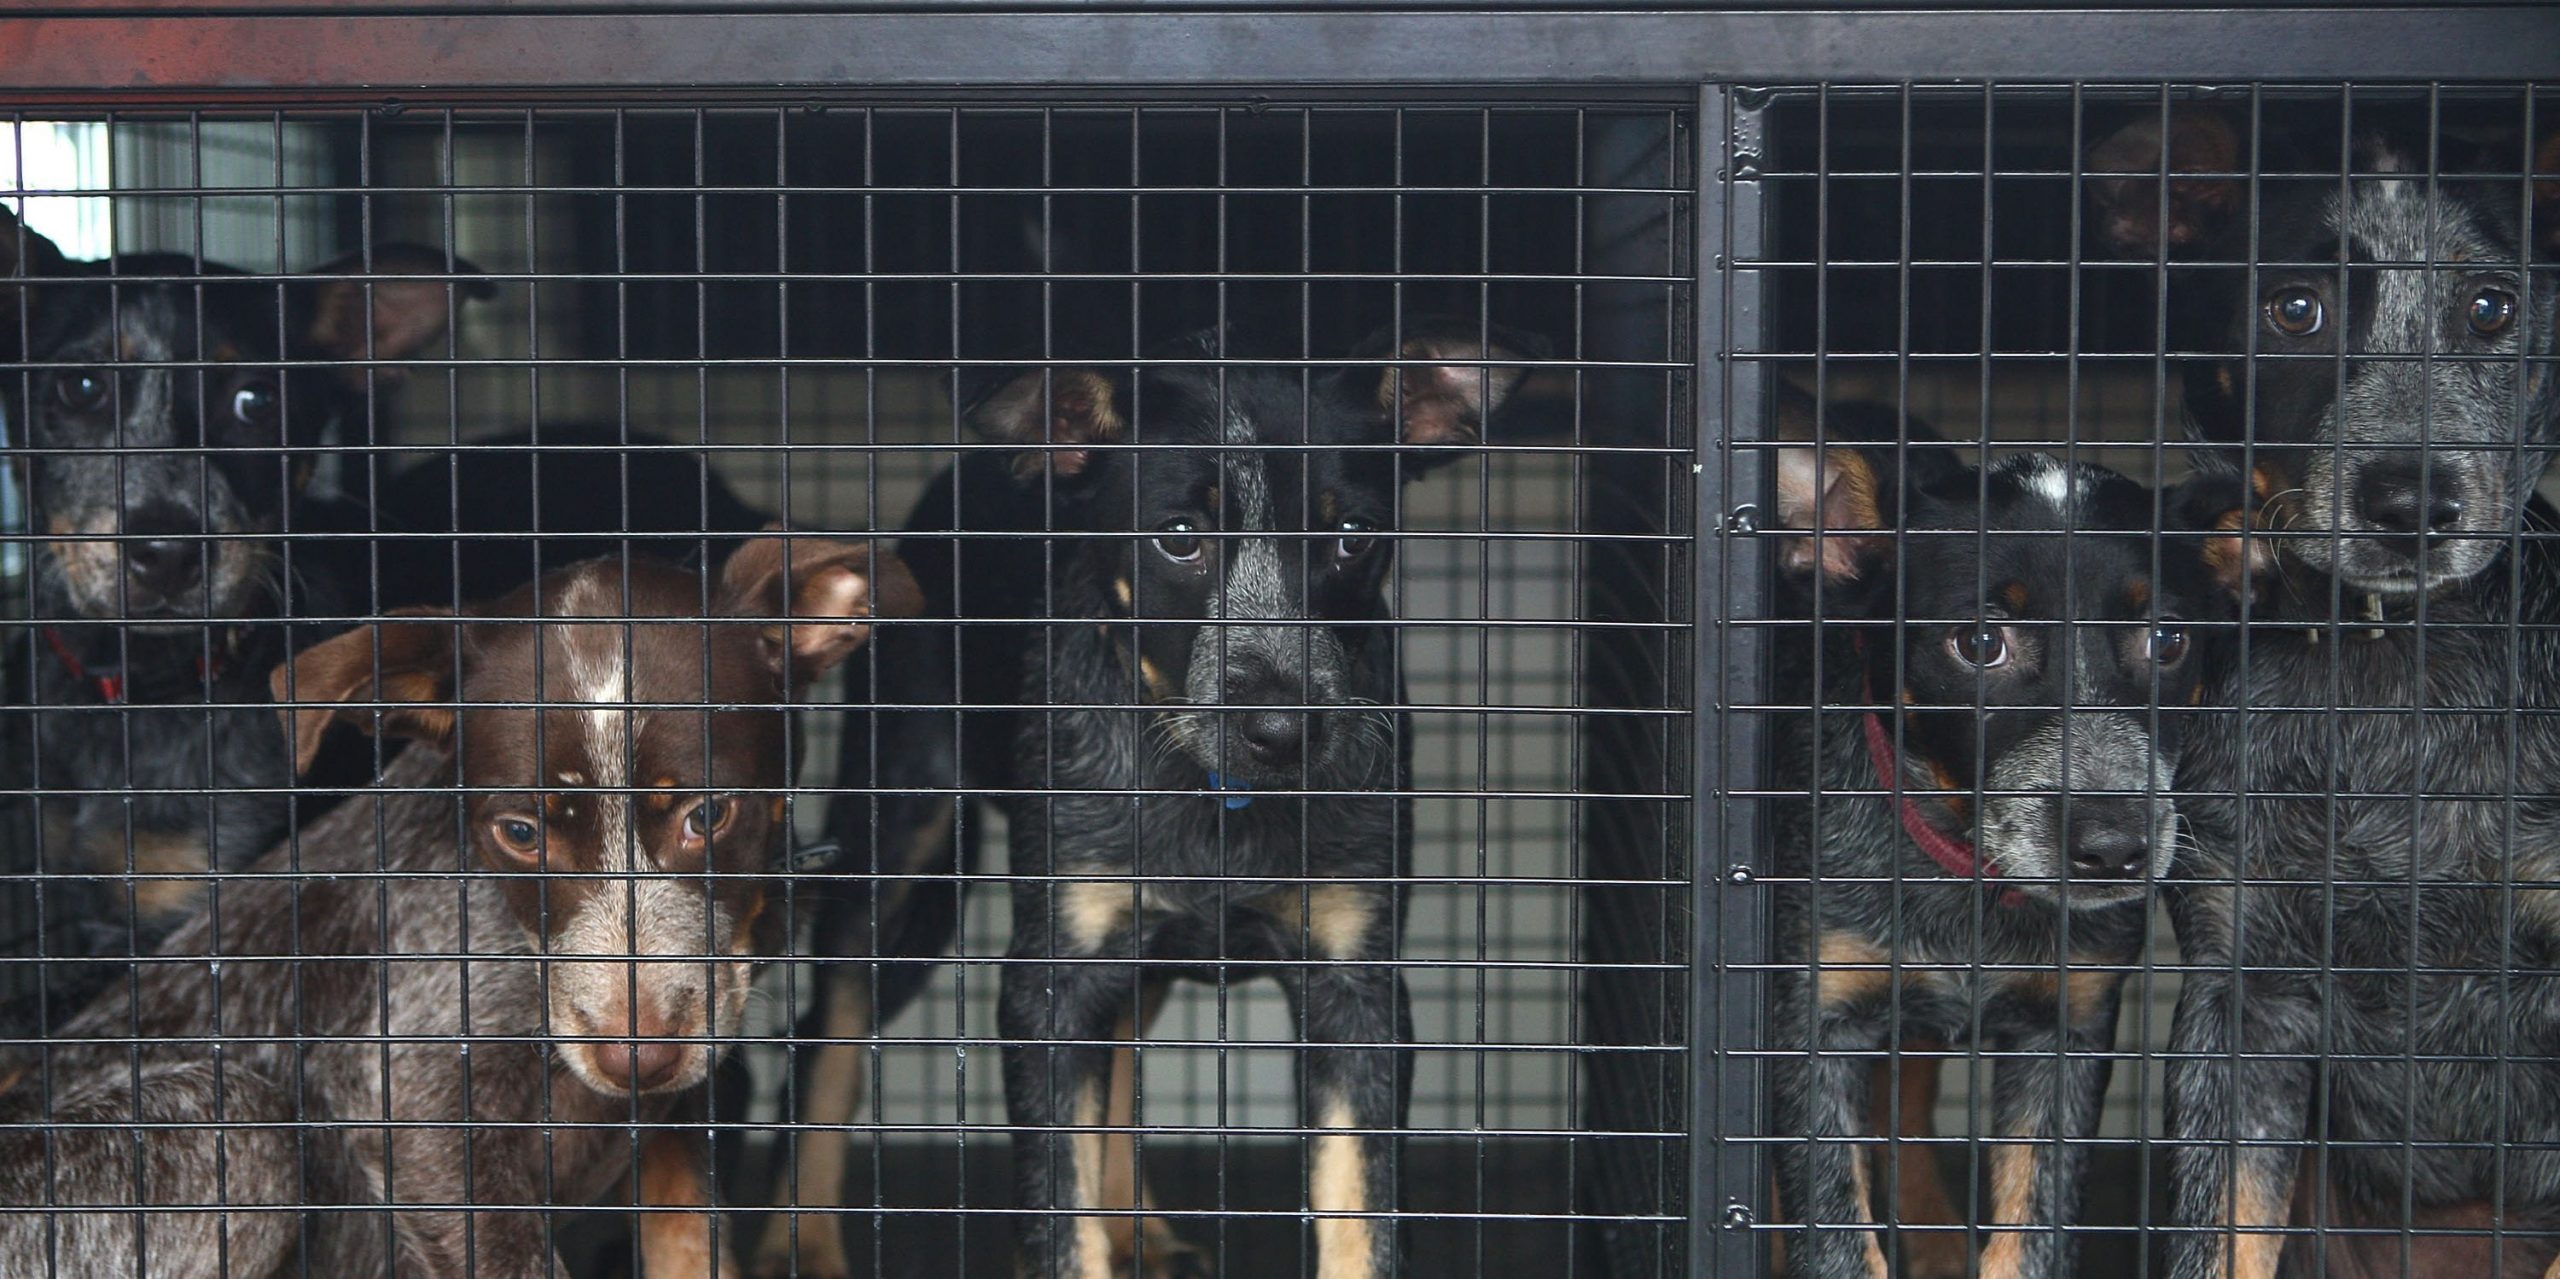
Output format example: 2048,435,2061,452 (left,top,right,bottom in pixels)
2094,106,2560,1278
